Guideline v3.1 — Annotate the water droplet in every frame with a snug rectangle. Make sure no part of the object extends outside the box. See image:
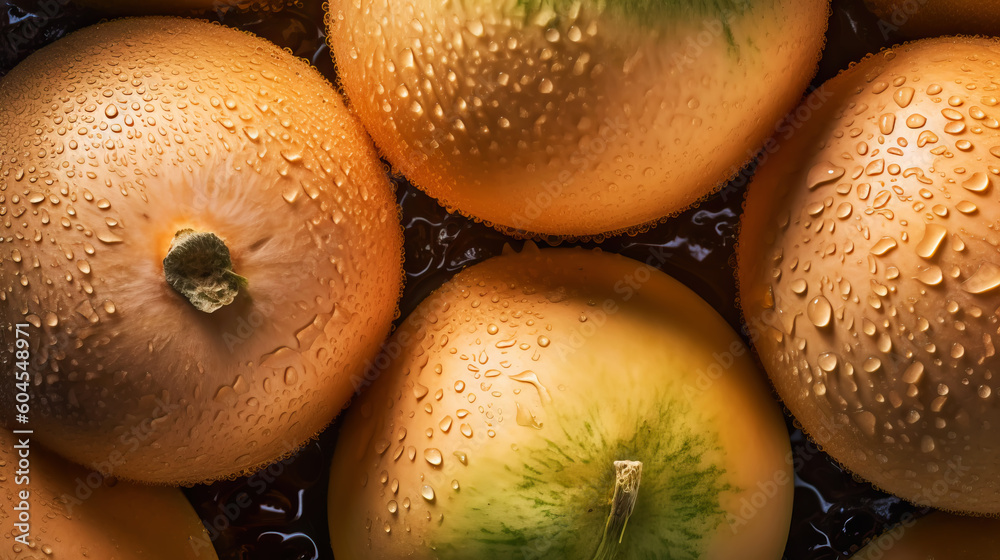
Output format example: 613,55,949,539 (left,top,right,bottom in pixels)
807,296,832,327
856,411,877,437
515,402,543,429
281,187,299,204
836,203,854,219
454,380,465,392
388,500,398,514
424,448,443,466
420,485,435,502
894,87,915,108
460,423,473,438
537,336,550,348
956,201,978,214
280,149,303,163
818,353,839,372
916,223,948,258
863,357,882,372
789,278,808,295
905,114,926,128
453,451,468,465
413,383,429,400
807,162,846,190
916,266,943,286
962,262,1000,293
871,237,898,255
917,130,938,147
903,362,924,383
962,172,990,193
439,416,453,432
944,121,966,135
509,371,552,403
879,113,896,134
920,435,936,453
